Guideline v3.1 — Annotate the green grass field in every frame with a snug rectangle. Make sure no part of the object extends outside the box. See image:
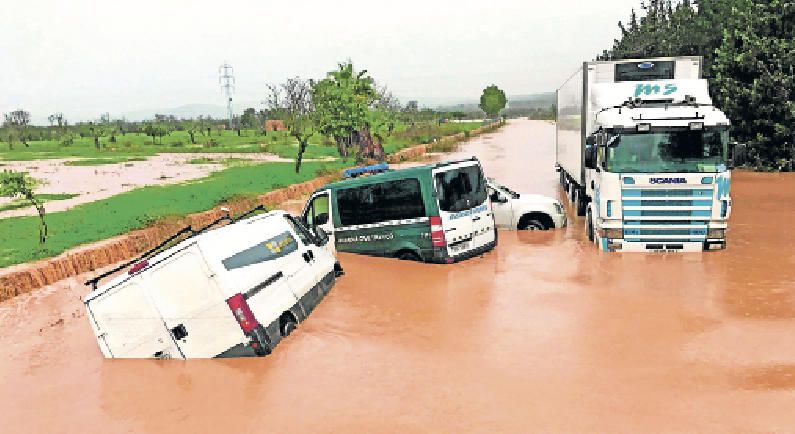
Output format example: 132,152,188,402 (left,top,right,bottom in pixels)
0,161,343,268
0,121,488,268
0,122,484,163
0,193,79,213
